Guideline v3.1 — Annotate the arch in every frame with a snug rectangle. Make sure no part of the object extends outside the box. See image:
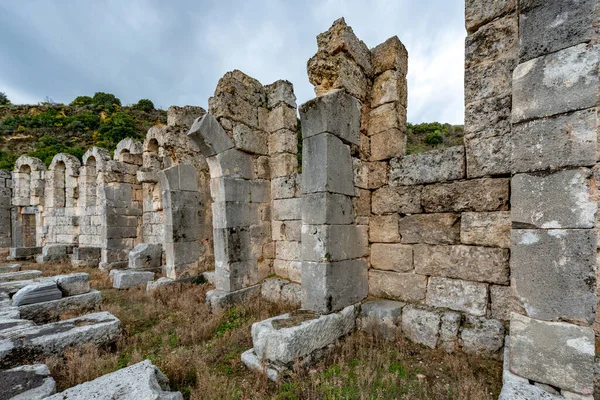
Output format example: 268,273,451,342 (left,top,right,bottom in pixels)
147,138,159,154
49,153,81,176
13,156,46,207
83,147,111,171
114,138,143,162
